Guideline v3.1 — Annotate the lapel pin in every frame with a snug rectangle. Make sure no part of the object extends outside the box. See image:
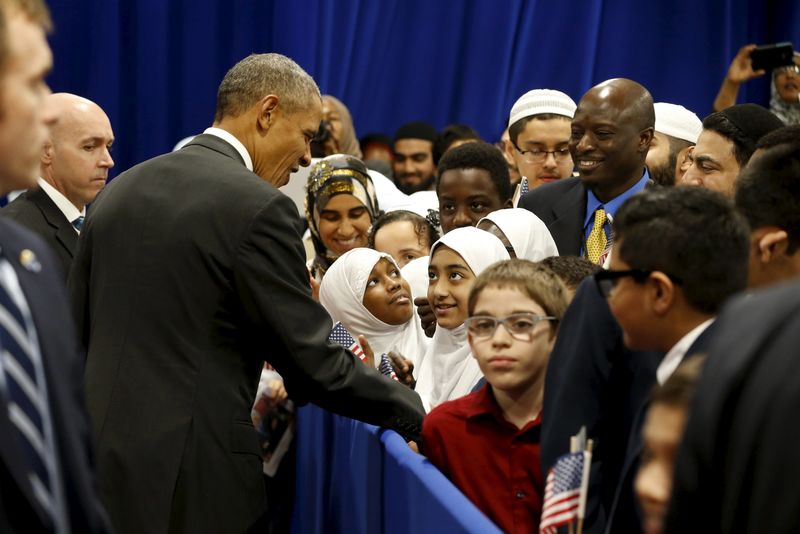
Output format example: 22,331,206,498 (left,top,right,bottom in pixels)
19,249,41,273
